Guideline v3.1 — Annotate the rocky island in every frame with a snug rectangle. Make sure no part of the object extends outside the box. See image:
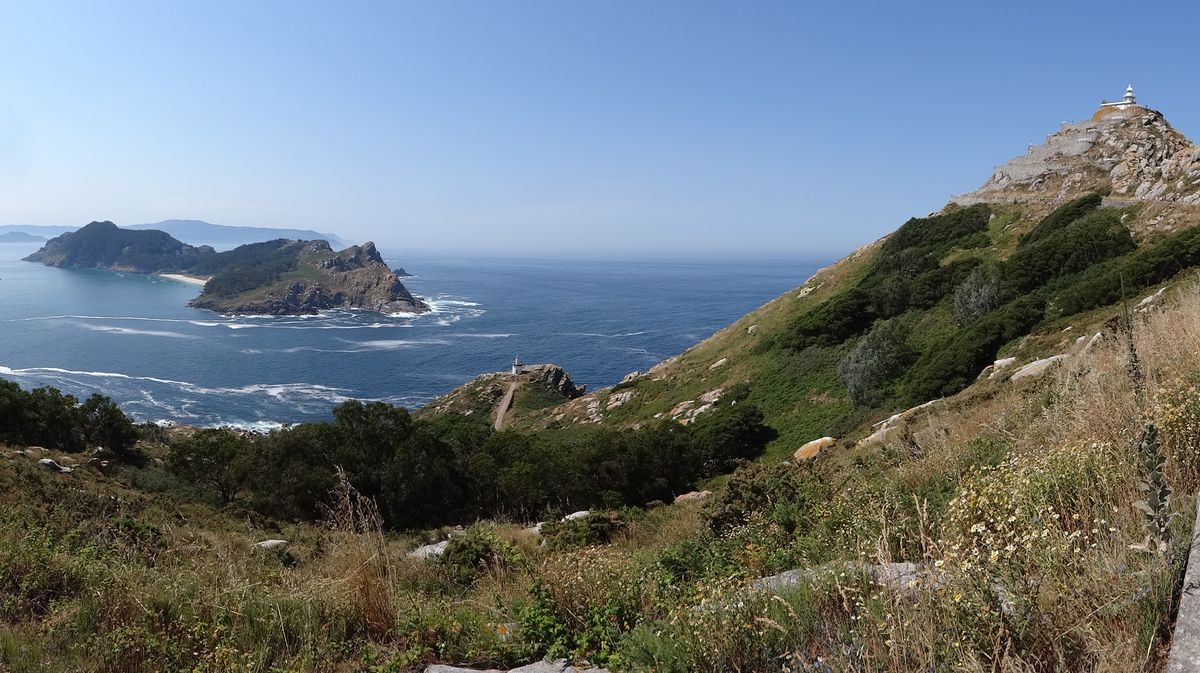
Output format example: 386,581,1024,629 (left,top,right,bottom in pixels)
25,221,429,315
